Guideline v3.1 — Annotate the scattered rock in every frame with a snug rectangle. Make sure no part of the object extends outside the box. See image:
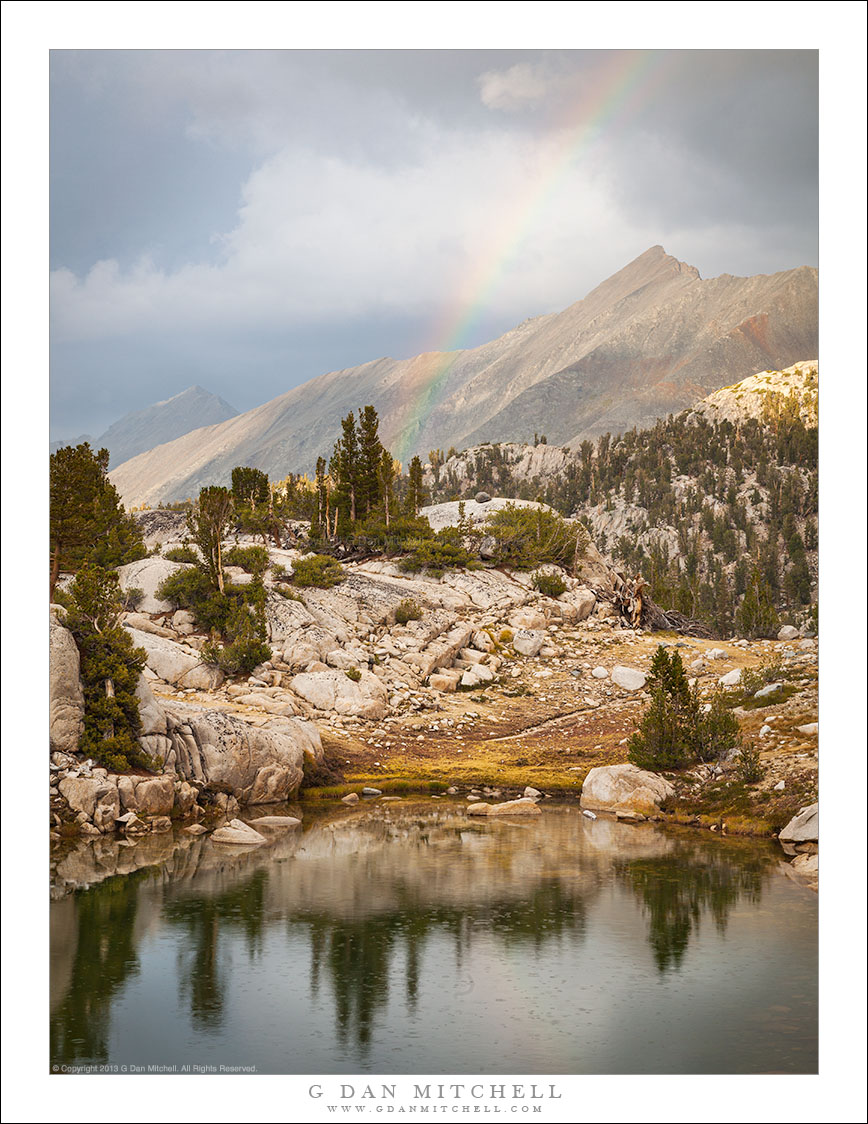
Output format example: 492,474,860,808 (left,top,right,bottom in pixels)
150,816,173,833
611,666,646,691
210,819,268,845
719,668,742,686
342,792,360,805
429,670,461,692
754,683,782,699
591,666,608,679
523,787,542,798
777,625,800,641
184,823,208,835
513,630,545,657
774,780,786,791
248,816,302,829
467,798,542,816
474,492,491,504
796,722,818,736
